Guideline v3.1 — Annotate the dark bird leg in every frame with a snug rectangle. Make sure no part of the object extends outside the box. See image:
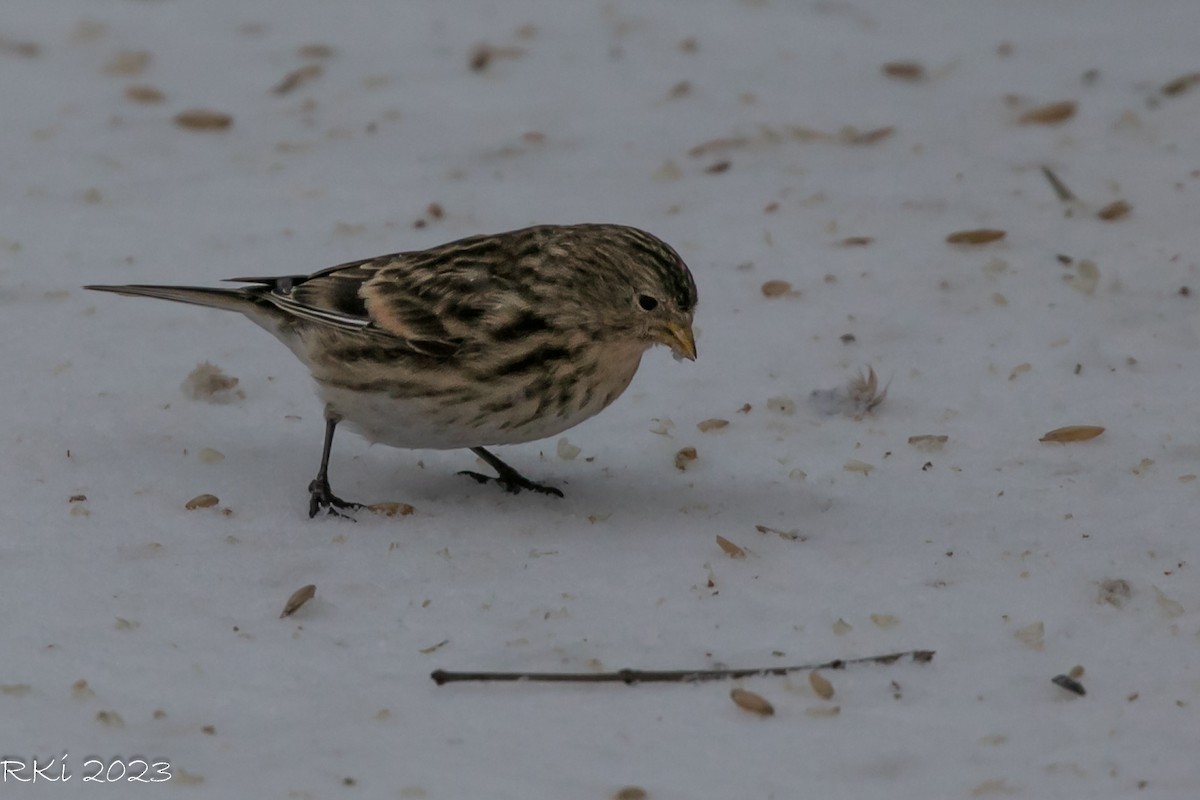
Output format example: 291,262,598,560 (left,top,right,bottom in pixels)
308,412,363,518
459,447,564,498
